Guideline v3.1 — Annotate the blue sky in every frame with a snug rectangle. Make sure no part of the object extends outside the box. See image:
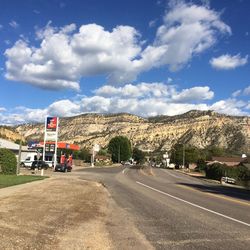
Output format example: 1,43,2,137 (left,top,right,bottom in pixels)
0,0,249,124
